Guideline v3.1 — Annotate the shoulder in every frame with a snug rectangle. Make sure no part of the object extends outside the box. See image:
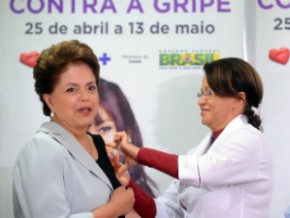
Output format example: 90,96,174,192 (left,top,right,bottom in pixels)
224,115,263,143
230,124,263,142
13,131,72,189
219,124,266,158
31,131,68,154
14,131,69,170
